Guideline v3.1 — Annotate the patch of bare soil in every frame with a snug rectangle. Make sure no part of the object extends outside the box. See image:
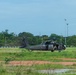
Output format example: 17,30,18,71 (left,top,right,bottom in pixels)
1,58,76,66
9,60,76,66
9,61,51,66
